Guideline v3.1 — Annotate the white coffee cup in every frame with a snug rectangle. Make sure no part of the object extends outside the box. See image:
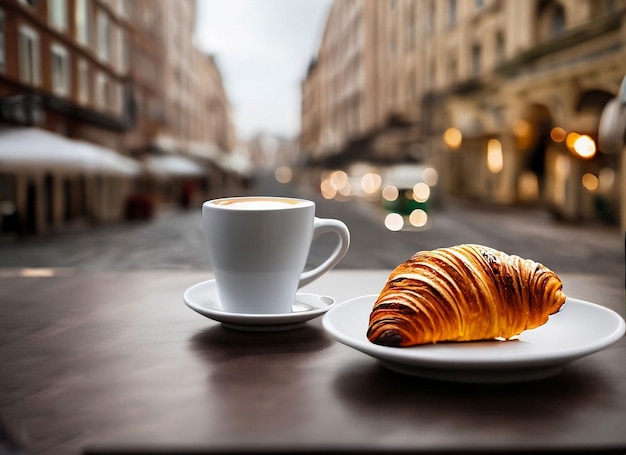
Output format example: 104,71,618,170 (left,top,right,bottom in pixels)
202,196,350,314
